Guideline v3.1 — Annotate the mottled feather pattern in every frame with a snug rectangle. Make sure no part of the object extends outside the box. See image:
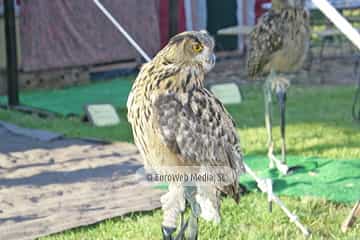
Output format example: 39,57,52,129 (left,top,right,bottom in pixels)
247,11,284,78
127,61,180,124
154,90,241,168
247,7,310,78
153,88,244,201
127,31,244,203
